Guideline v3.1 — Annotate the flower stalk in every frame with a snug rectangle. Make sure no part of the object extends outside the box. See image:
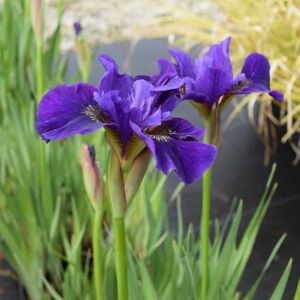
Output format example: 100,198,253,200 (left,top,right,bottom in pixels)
200,108,220,300
200,166,212,300
112,216,128,300
93,209,104,300
108,152,128,300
